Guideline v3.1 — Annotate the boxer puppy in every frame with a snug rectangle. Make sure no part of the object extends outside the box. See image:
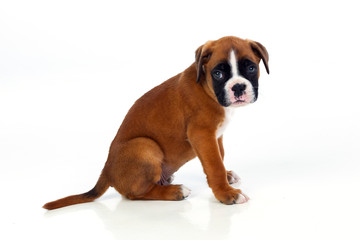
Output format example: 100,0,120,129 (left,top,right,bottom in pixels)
43,36,269,210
